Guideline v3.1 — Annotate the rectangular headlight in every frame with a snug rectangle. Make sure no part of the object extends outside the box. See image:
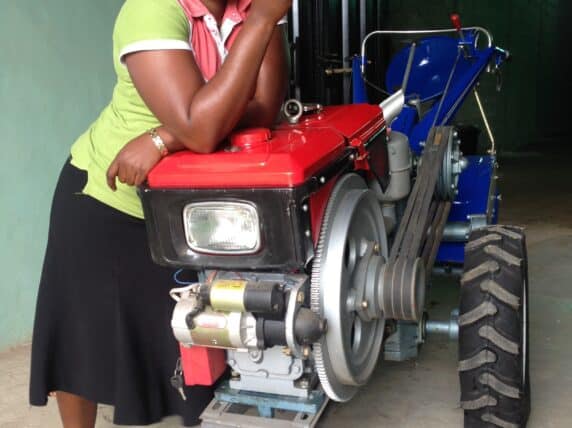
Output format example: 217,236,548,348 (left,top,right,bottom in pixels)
183,202,261,255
